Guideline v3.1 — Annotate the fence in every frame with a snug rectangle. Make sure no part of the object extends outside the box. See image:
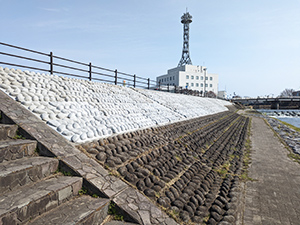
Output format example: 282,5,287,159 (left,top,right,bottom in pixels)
0,42,158,89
